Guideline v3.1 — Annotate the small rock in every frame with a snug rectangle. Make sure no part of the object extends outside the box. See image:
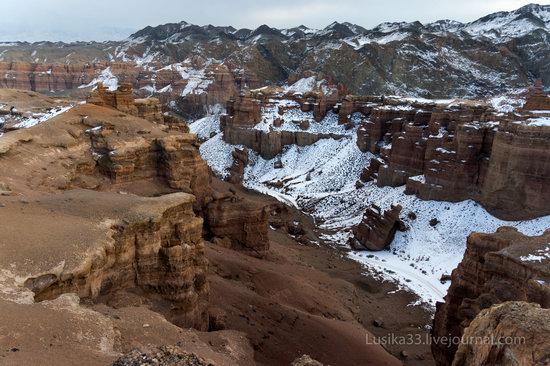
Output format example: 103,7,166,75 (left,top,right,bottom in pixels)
397,220,408,232
291,354,323,366
429,218,440,227
142,323,150,328
372,319,384,328
274,160,283,169
355,180,365,189
400,350,409,359
287,221,305,236
407,211,417,220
